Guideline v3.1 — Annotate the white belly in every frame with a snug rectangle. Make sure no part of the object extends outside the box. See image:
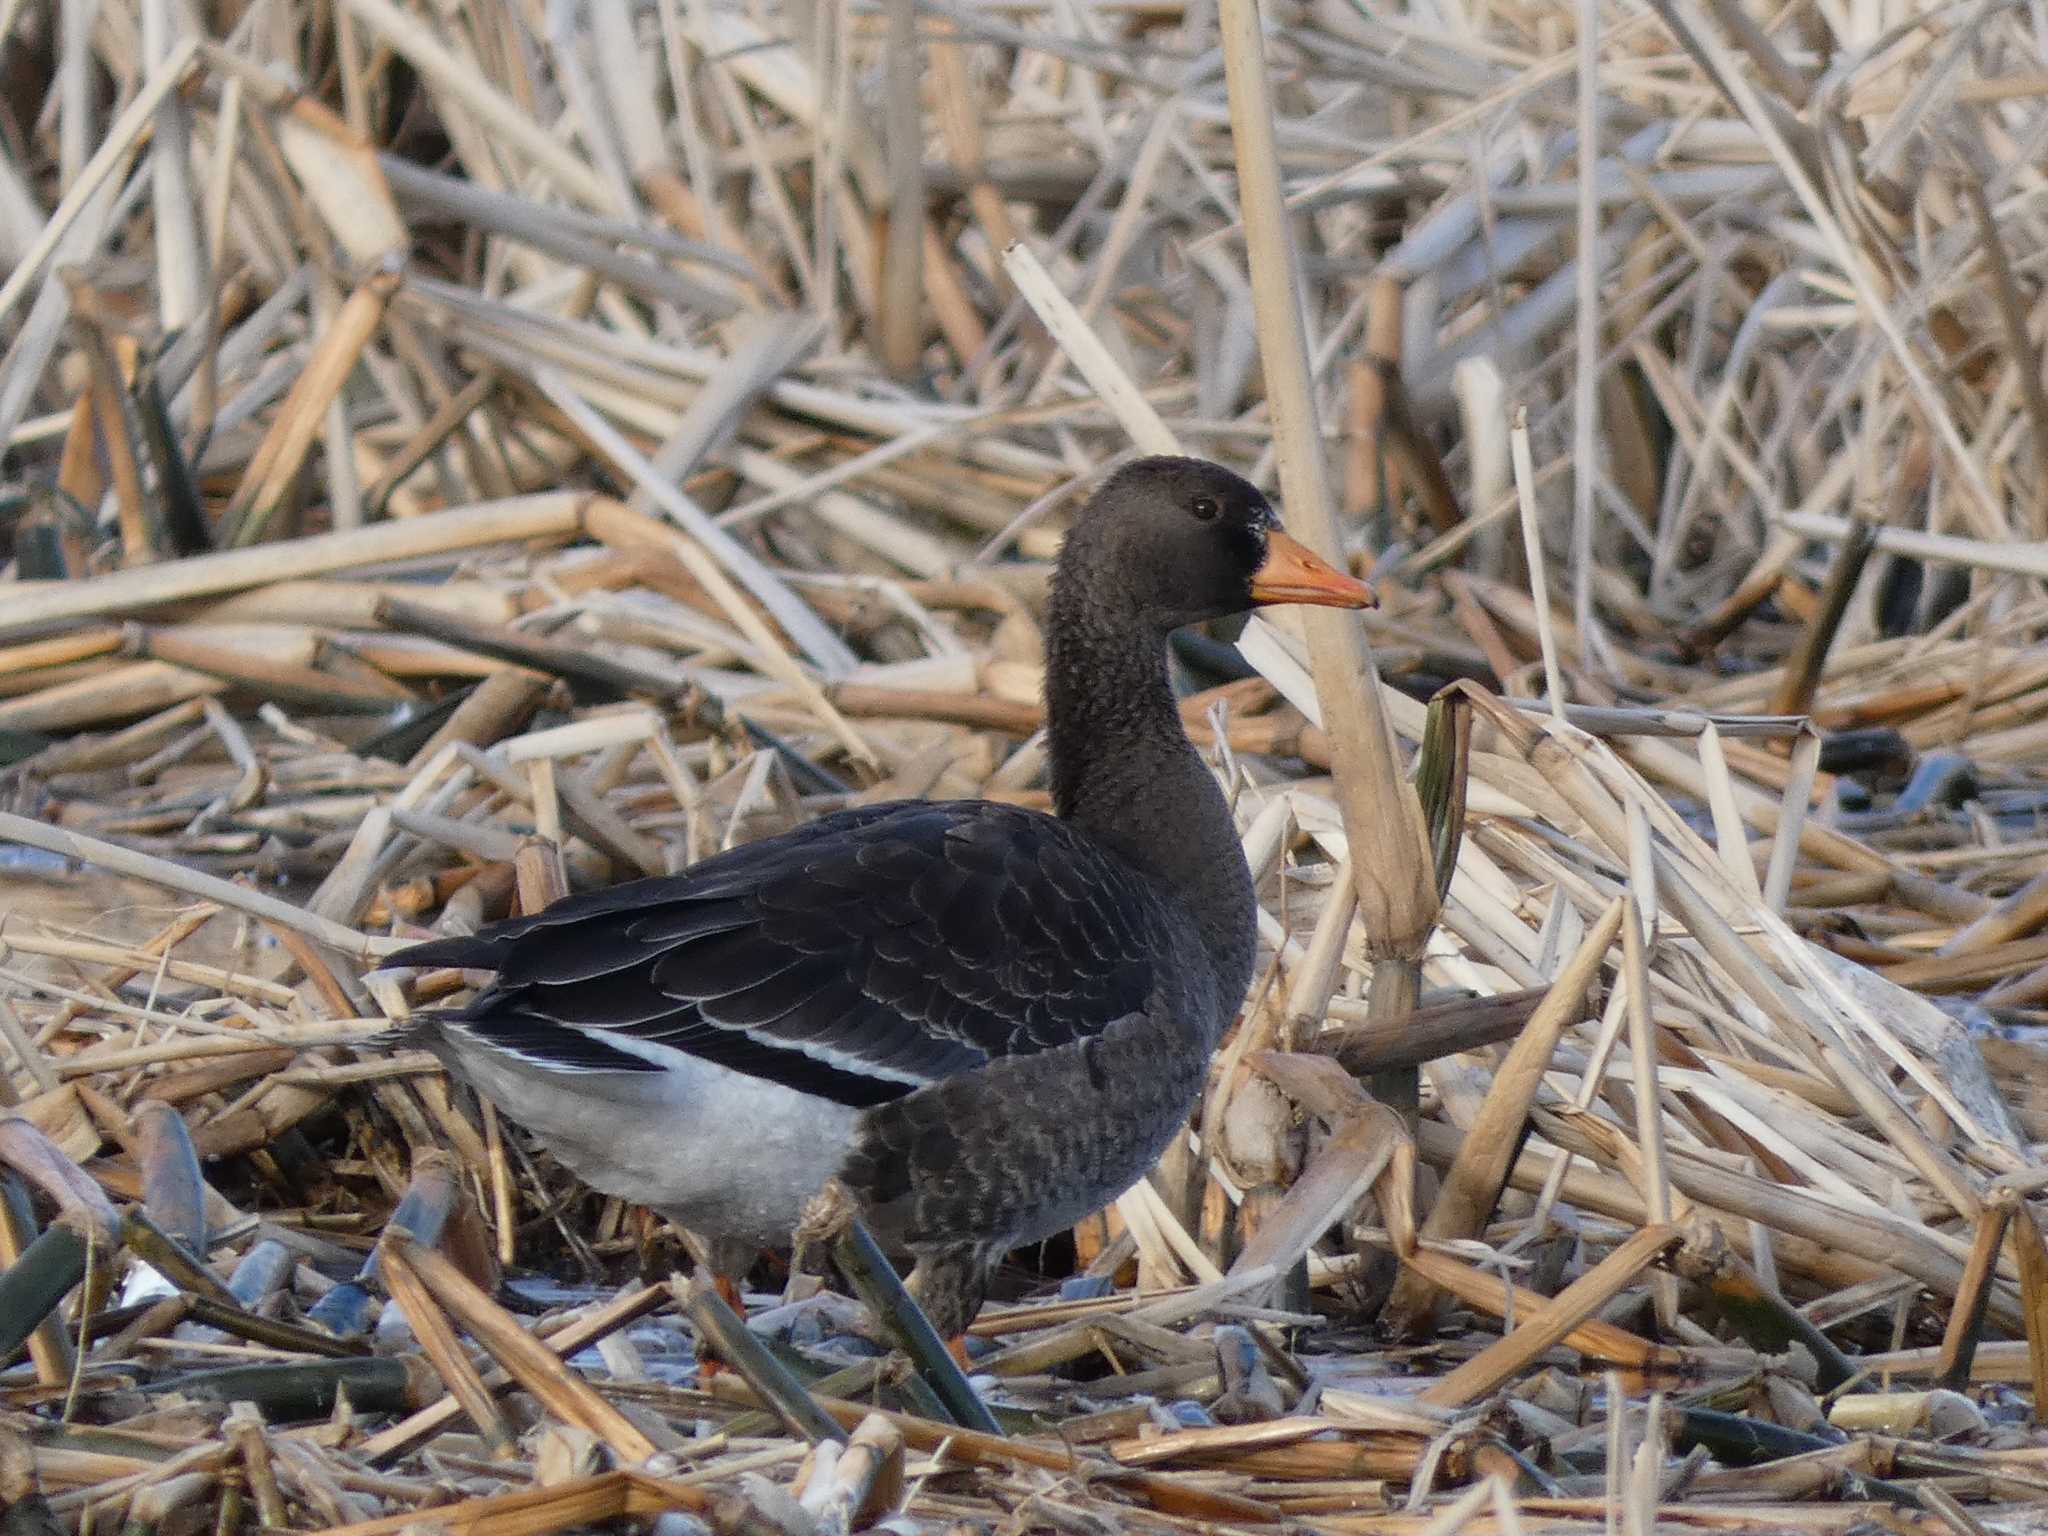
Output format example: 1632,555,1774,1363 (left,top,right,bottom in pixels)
430,1031,862,1251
